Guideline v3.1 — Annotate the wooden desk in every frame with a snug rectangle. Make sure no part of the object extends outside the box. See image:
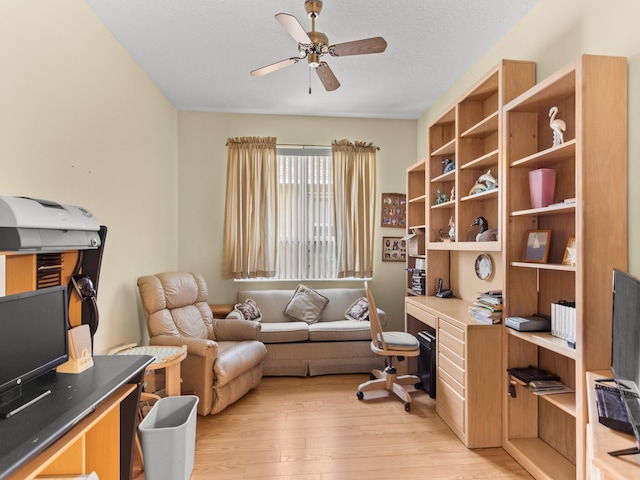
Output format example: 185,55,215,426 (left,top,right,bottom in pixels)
405,295,503,448
0,355,153,480
586,371,640,479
